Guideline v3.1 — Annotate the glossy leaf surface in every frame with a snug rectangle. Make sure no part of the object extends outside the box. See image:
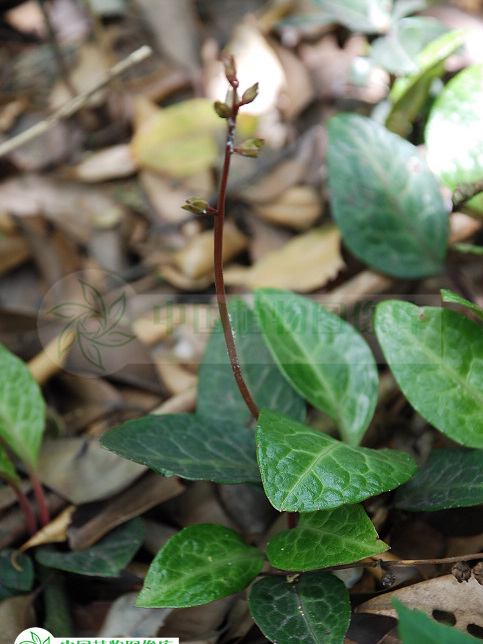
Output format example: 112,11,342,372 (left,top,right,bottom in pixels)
375,301,483,448
137,524,264,608
101,413,260,484
0,343,45,467
250,572,350,644
254,289,378,445
441,289,483,320
426,63,483,212
328,114,448,278
395,448,483,511
267,505,388,570
257,409,417,512
35,518,144,577
198,298,305,425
